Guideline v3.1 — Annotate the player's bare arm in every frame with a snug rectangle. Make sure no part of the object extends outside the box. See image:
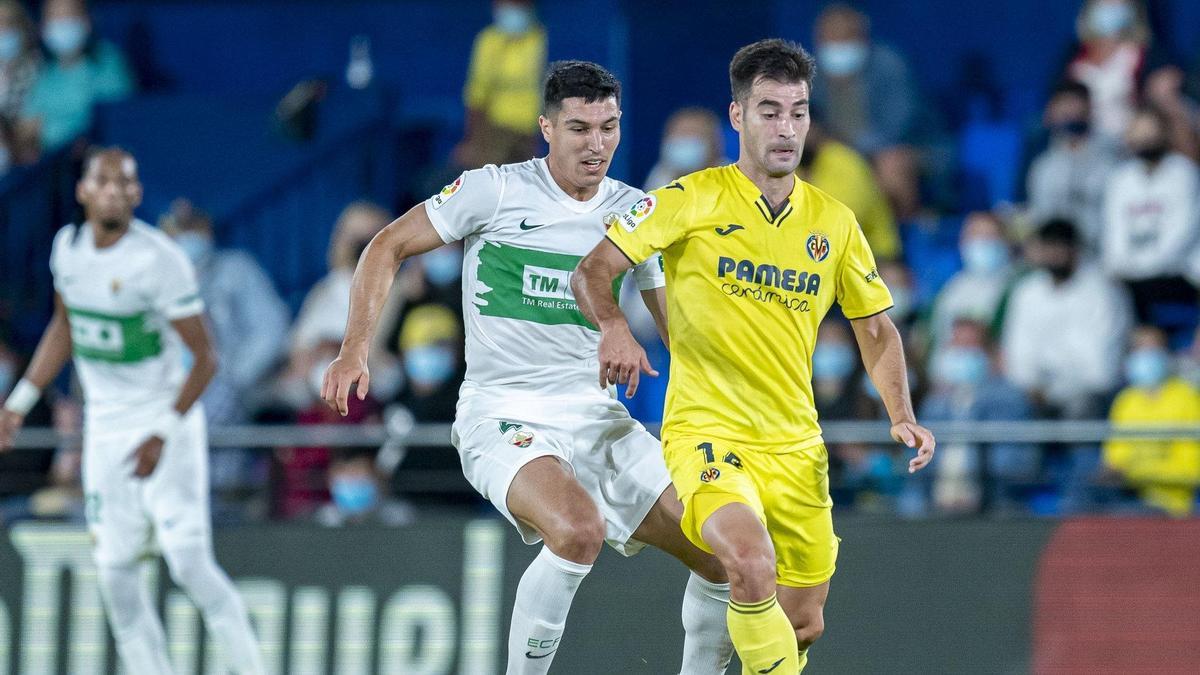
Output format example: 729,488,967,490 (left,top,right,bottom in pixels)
850,311,935,472
573,239,658,397
640,286,670,348
126,314,217,478
0,292,74,451
322,204,445,415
